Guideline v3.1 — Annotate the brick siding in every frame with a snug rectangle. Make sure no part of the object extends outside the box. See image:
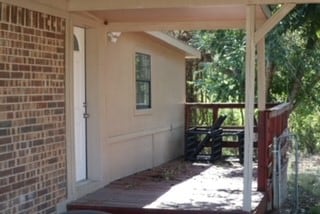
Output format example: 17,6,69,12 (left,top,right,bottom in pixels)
0,2,66,213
